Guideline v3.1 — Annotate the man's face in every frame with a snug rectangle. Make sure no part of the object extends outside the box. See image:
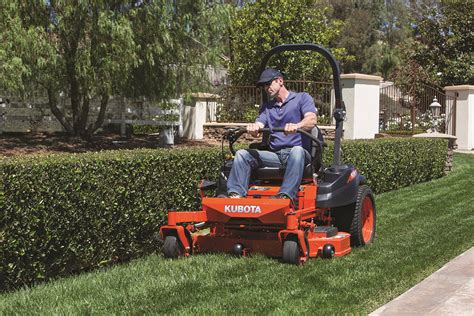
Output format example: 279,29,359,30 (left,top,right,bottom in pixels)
264,77,283,99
